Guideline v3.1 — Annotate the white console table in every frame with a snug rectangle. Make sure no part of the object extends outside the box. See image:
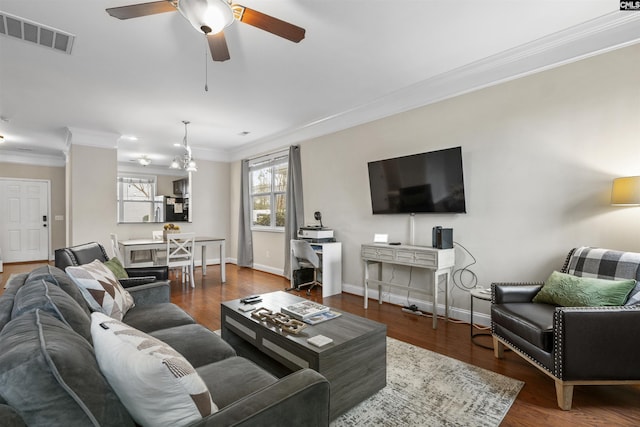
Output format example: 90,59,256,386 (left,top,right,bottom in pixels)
361,243,455,329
